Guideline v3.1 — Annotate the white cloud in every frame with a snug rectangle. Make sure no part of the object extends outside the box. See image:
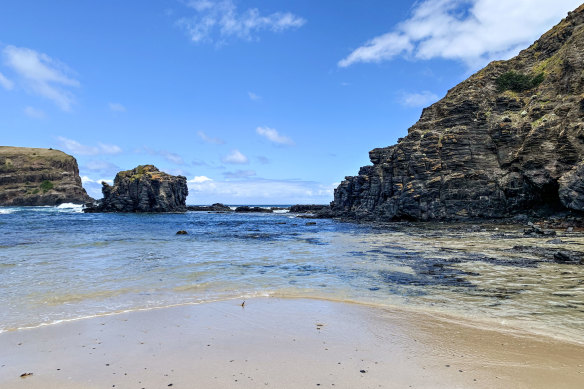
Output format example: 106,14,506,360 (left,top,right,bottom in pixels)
23,106,45,119
109,102,126,112
162,151,185,165
189,175,213,183
140,146,185,165
338,0,582,69
0,71,13,90
223,169,256,179
82,160,120,181
197,130,225,144
400,91,439,107
165,168,191,177
81,176,113,185
178,0,306,44
339,32,413,68
3,45,79,110
256,156,270,164
248,91,261,101
187,177,335,204
222,149,249,164
81,176,114,199
256,126,294,146
57,136,122,156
